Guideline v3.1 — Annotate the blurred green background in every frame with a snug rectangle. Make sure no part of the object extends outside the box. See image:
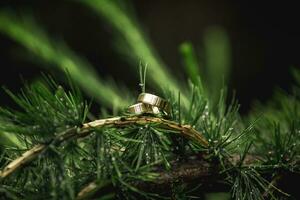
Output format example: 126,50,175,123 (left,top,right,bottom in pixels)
0,0,299,114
